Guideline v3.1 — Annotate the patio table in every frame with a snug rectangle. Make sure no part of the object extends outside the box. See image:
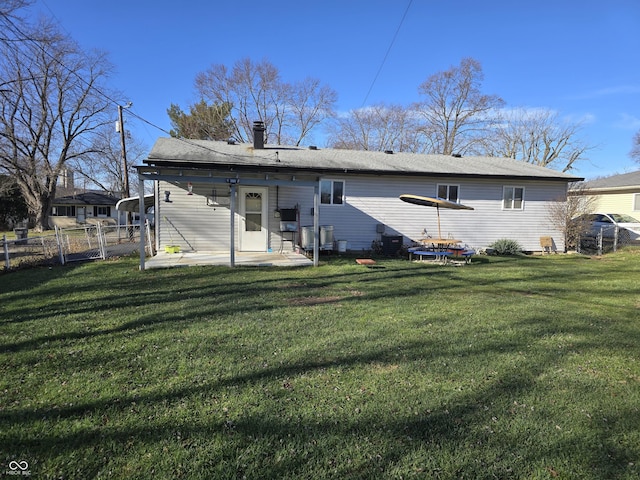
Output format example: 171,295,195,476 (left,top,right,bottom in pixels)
410,239,458,263
419,238,461,249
